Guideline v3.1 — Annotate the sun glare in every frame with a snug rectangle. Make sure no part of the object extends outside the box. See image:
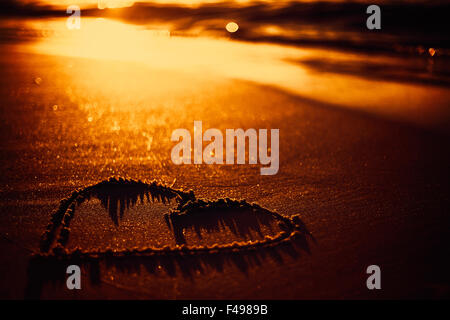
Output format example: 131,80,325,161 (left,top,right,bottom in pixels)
23,18,450,128
97,0,134,9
